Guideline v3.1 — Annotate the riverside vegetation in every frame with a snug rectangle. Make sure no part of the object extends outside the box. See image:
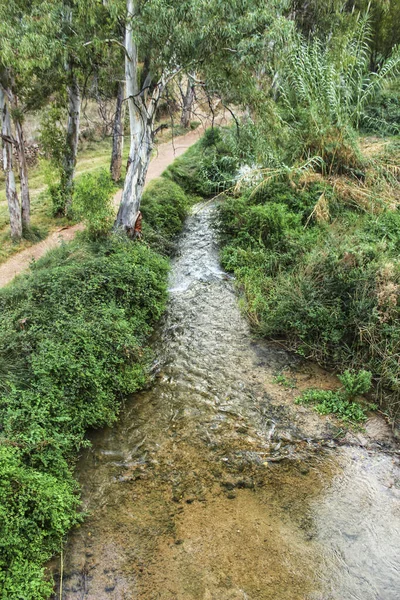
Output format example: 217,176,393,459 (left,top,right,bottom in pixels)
1,1,400,598
168,127,400,424
0,169,194,597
